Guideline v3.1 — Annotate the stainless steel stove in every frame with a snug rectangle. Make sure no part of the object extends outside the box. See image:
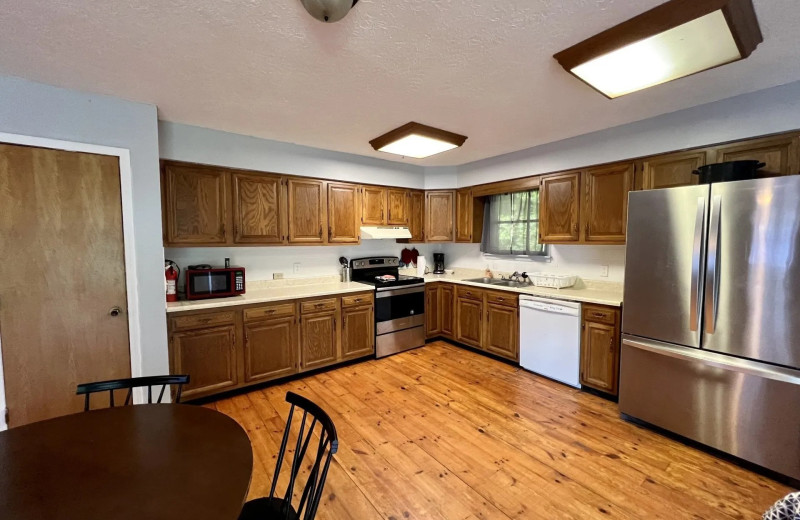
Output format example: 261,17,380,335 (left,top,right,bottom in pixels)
350,257,425,358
